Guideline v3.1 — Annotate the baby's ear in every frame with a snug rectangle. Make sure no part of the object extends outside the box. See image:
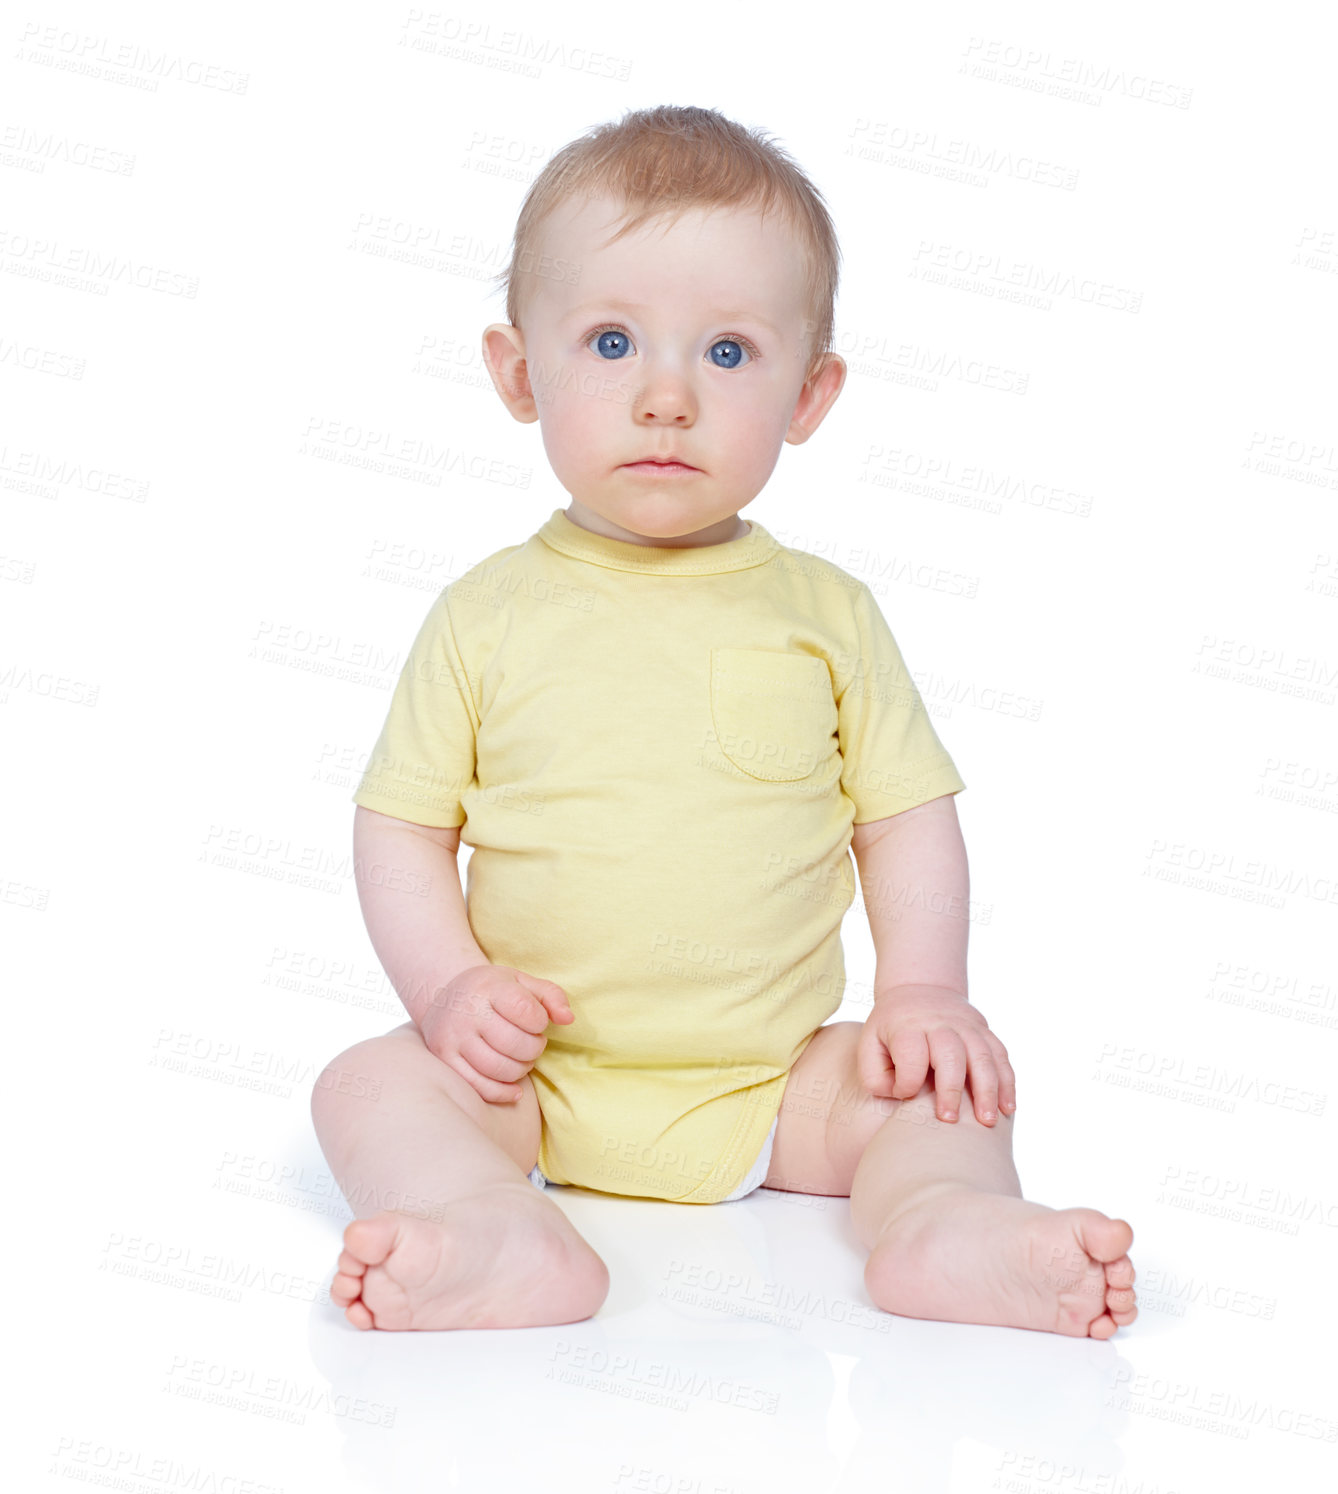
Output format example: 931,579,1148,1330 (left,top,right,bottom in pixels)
786,351,847,444
481,323,539,423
